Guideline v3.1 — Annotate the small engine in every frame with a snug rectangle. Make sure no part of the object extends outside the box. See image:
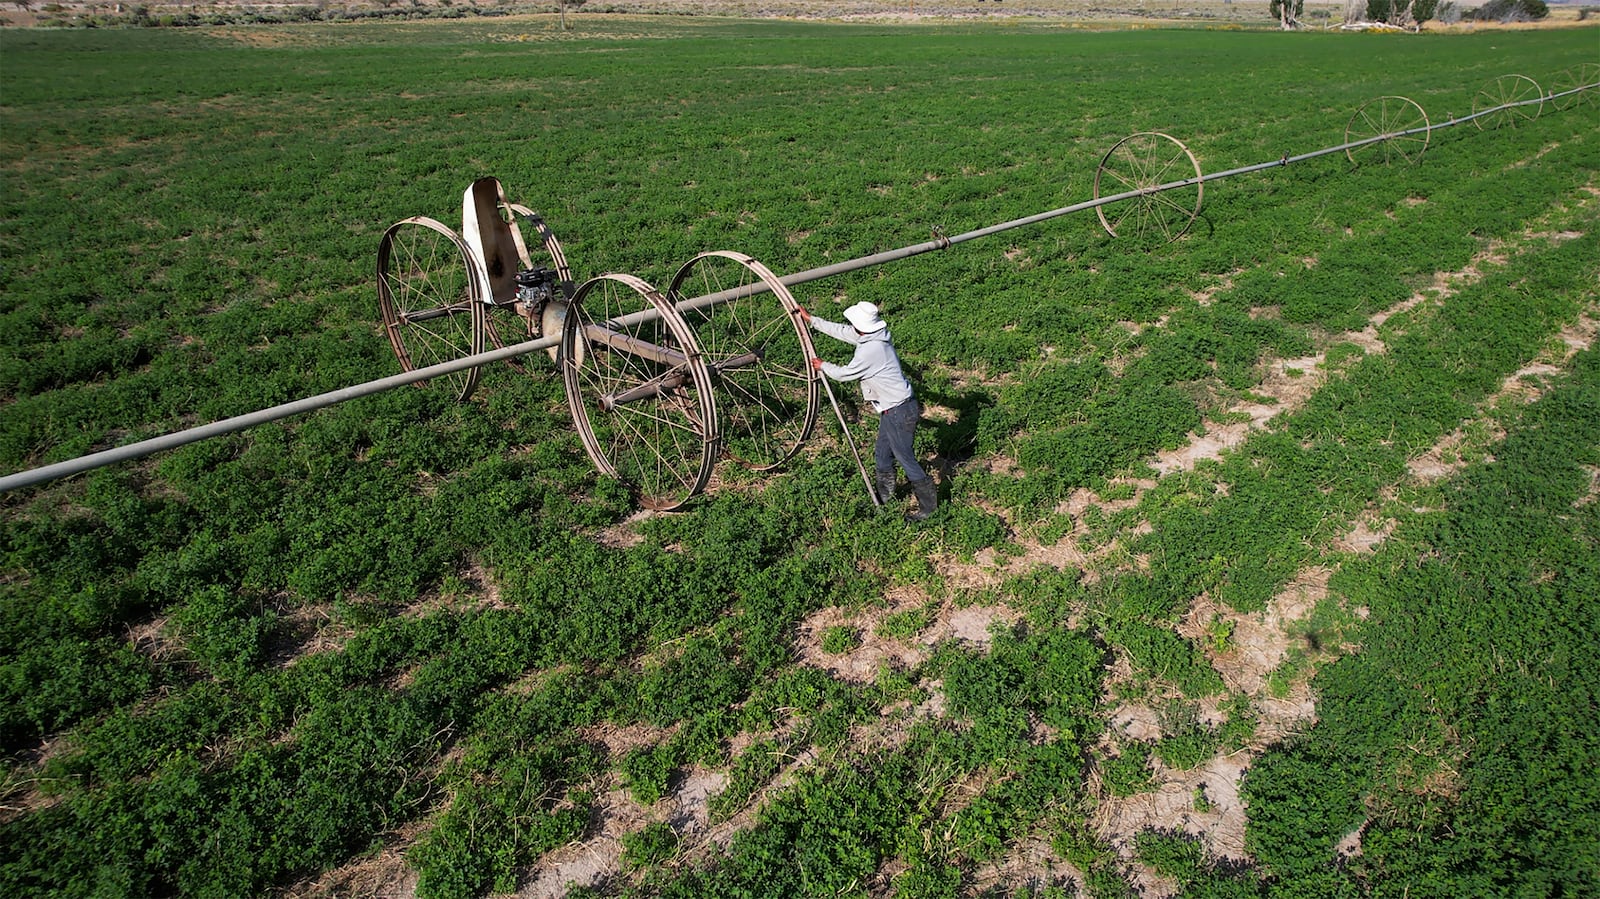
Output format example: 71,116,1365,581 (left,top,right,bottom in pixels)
515,266,561,308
